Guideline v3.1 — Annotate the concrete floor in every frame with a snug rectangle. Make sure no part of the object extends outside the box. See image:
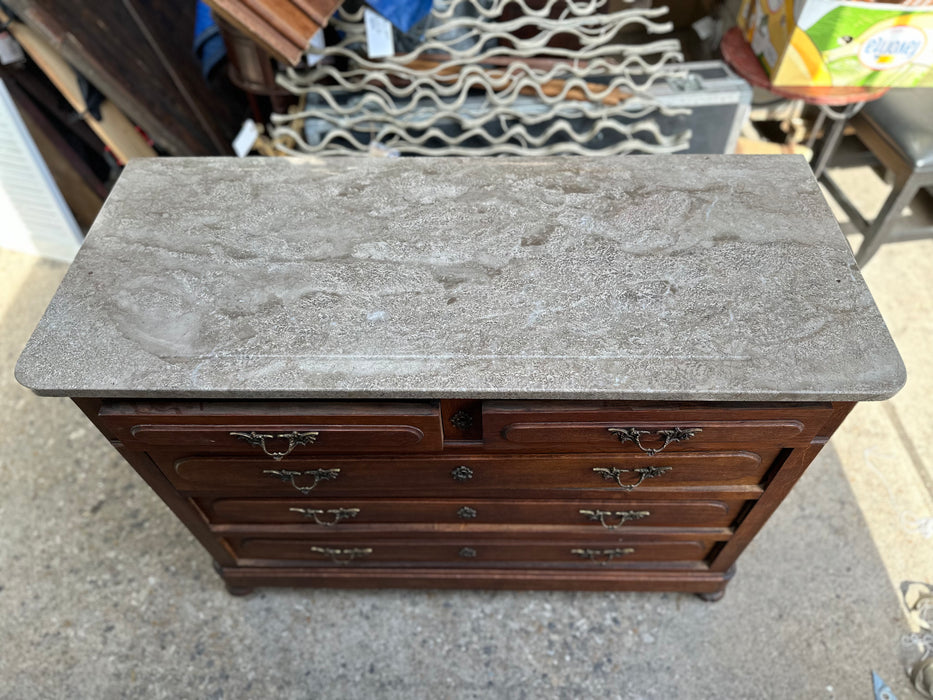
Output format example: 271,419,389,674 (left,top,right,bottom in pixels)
1,164,931,699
